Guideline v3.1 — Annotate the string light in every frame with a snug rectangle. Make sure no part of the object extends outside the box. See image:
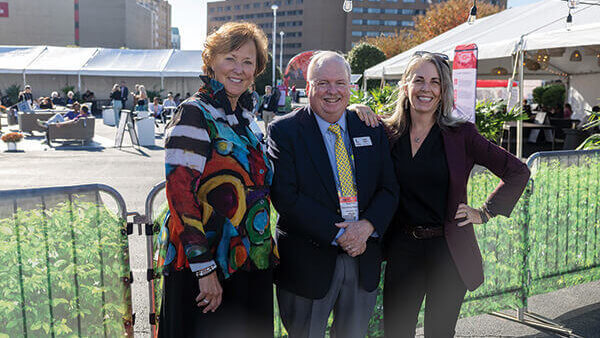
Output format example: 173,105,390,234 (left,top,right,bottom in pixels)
468,0,477,24
343,0,353,12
